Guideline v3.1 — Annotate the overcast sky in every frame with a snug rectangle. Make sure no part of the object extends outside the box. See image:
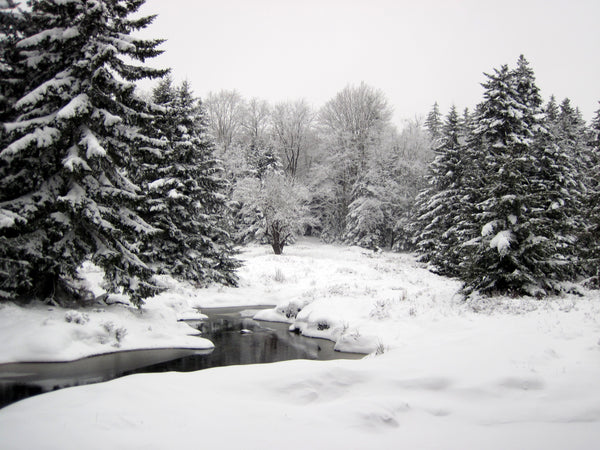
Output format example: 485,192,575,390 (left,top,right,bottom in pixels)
137,0,600,127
